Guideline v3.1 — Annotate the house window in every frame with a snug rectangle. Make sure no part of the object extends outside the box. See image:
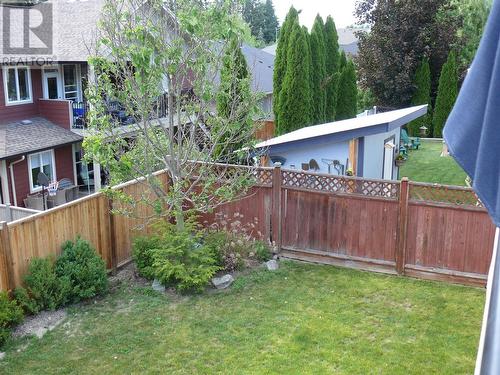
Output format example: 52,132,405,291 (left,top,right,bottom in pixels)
3,66,32,105
63,64,81,101
28,150,56,192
